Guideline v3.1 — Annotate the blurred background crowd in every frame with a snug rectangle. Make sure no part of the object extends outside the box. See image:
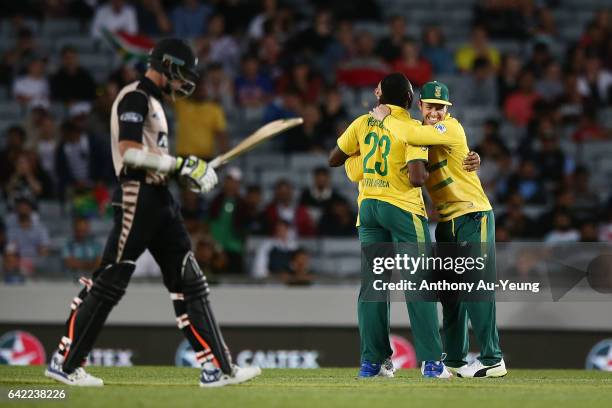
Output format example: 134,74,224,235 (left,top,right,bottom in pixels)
0,0,611,284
